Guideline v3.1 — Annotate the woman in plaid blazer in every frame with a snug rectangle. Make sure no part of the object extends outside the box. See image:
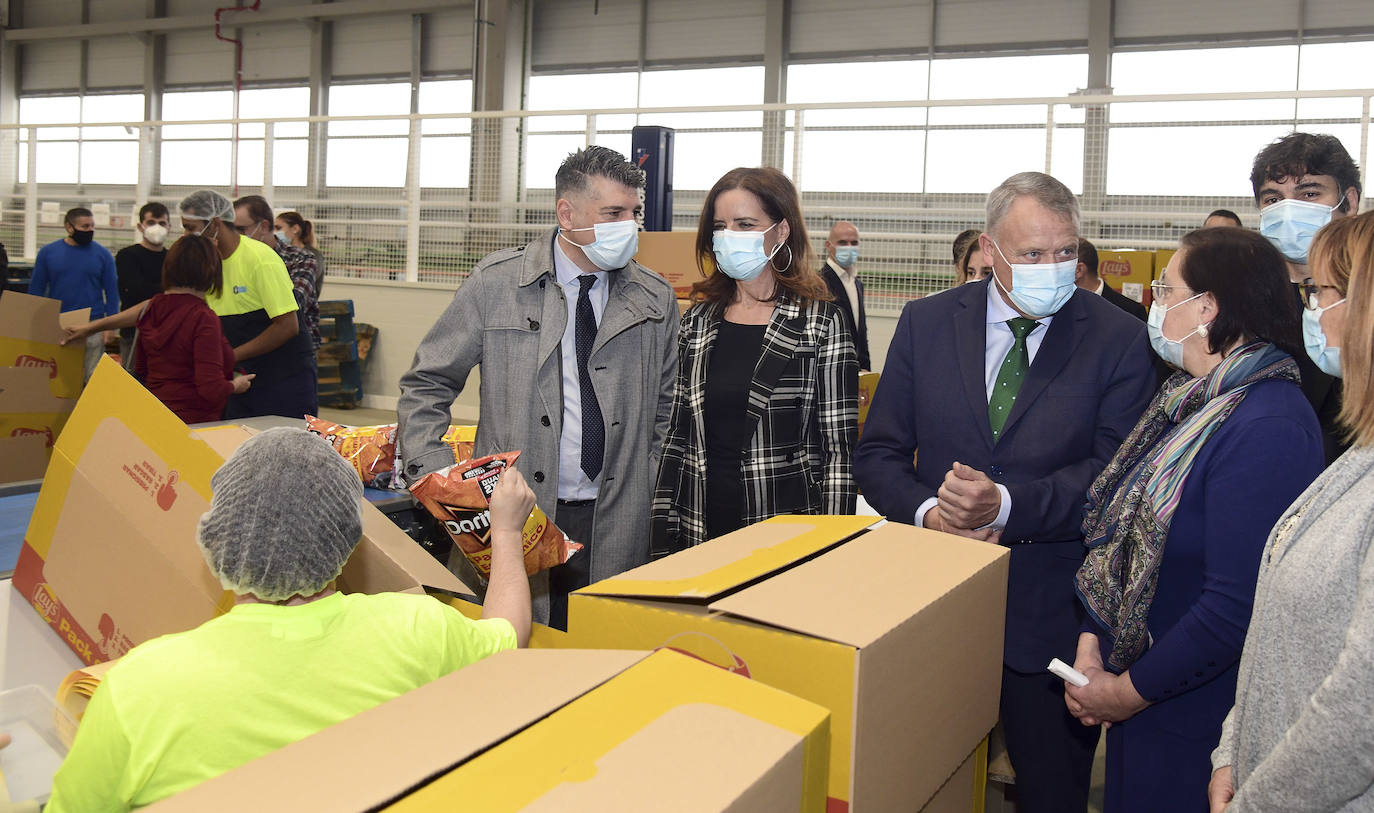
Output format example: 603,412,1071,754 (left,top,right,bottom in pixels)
651,167,859,555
